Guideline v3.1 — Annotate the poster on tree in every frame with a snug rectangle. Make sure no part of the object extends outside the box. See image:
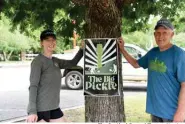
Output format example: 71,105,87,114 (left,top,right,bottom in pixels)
84,38,120,96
